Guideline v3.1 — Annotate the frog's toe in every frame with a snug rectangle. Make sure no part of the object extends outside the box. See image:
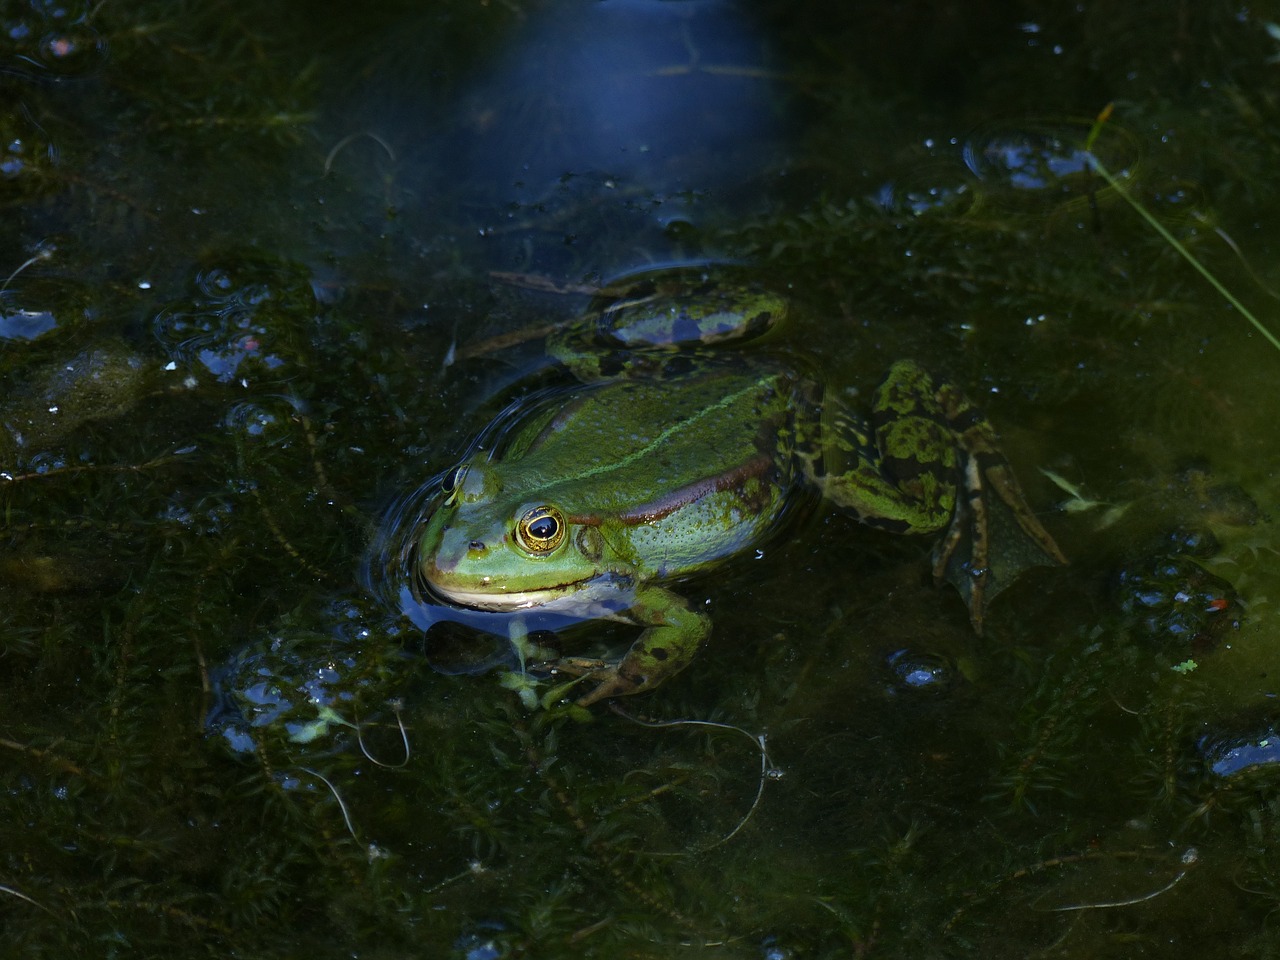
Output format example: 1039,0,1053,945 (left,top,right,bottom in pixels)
932,456,1066,633
534,657,645,706
930,515,992,634
544,656,610,677
575,668,646,707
